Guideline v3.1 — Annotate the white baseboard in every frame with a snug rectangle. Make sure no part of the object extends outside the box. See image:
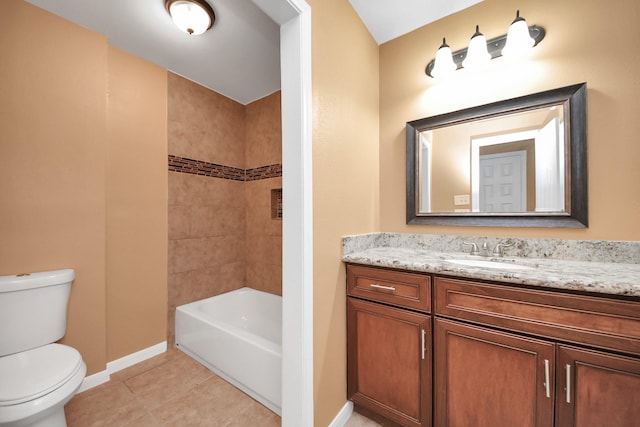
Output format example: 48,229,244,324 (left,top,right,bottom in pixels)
77,341,167,393
106,341,167,374
328,401,354,427
77,369,109,393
